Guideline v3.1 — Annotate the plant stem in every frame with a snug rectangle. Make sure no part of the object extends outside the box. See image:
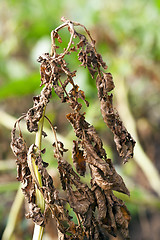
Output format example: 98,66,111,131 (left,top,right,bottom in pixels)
33,224,44,240
32,107,46,240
